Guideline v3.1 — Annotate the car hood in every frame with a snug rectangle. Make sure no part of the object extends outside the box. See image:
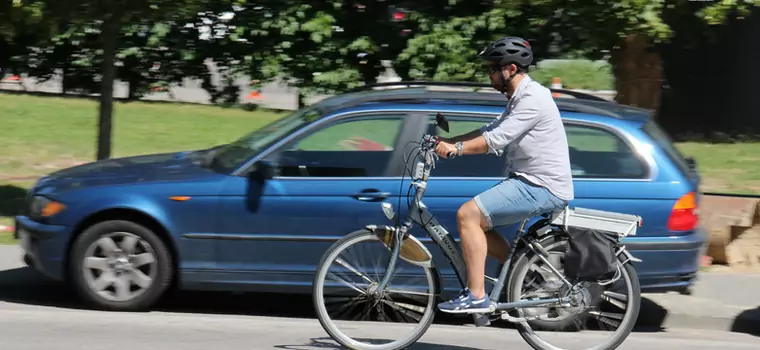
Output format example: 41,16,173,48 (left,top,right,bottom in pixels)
34,151,216,192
